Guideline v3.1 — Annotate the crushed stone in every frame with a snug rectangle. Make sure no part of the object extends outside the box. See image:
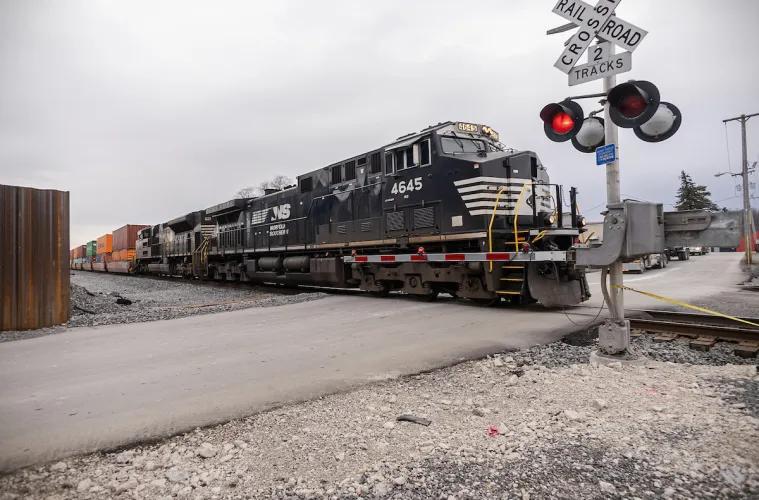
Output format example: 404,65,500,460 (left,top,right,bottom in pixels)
0,272,324,342
0,334,756,499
